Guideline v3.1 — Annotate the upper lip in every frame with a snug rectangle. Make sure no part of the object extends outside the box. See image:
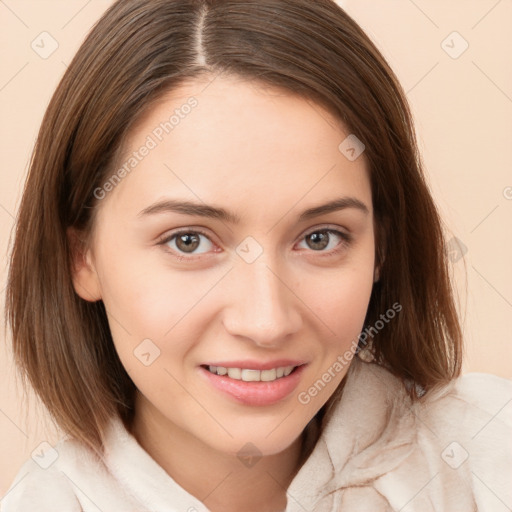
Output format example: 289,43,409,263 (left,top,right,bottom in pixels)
201,359,307,371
